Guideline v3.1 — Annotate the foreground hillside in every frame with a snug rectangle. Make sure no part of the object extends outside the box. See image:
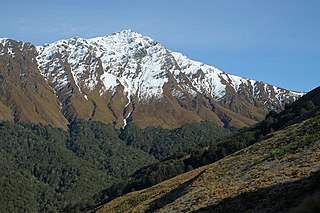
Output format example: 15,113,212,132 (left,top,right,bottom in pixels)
98,114,320,212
